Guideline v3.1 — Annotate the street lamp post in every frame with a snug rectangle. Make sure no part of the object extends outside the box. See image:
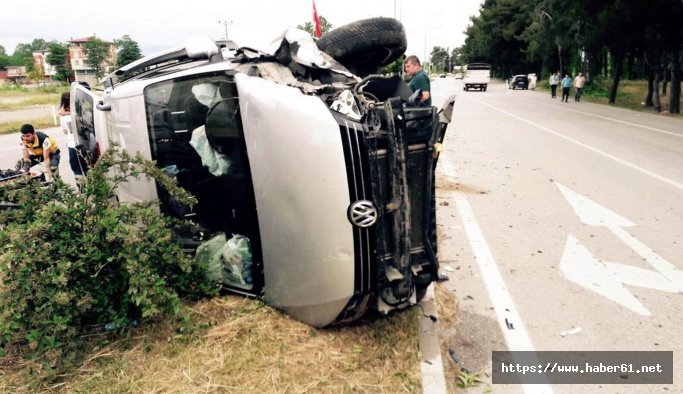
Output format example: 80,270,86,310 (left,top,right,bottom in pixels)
218,20,233,40
424,13,441,71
